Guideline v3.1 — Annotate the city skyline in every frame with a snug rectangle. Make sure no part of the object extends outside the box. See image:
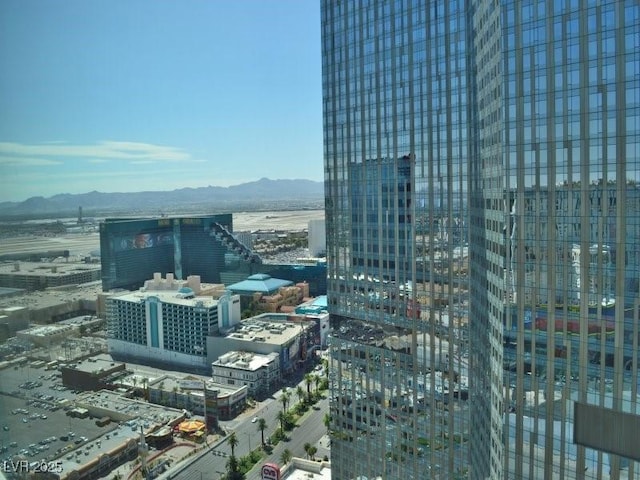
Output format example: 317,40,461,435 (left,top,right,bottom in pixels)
0,1,323,202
